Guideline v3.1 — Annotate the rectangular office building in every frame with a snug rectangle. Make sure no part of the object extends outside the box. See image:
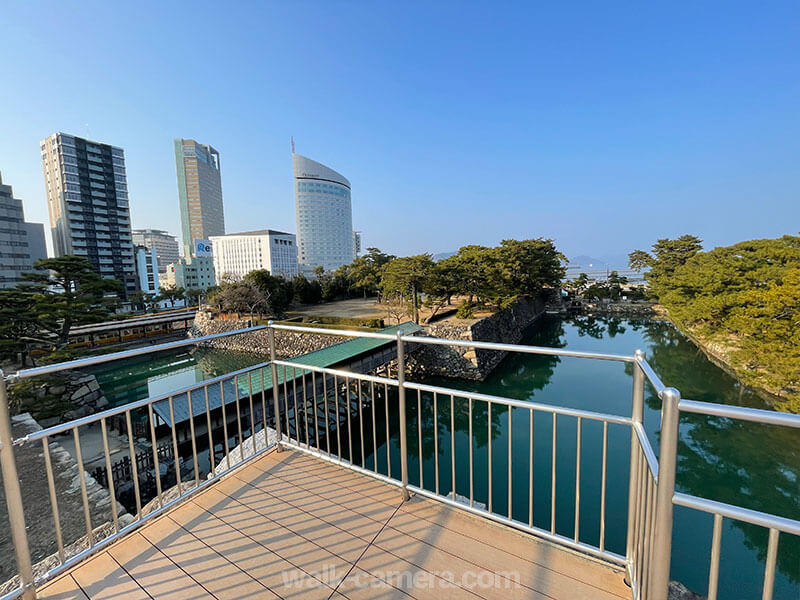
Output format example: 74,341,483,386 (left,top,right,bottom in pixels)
132,228,180,273
0,172,46,288
41,133,137,296
210,230,298,280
